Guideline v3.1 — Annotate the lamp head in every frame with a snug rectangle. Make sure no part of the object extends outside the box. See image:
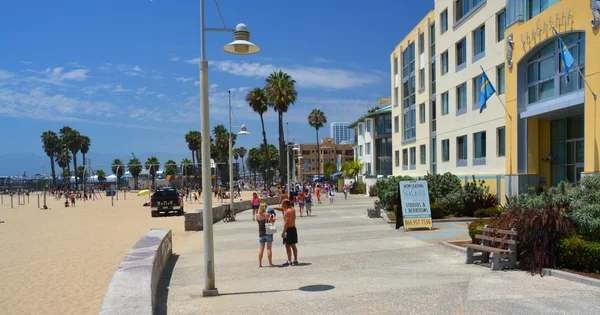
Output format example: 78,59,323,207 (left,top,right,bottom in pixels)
223,23,260,55
237,124,250,136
